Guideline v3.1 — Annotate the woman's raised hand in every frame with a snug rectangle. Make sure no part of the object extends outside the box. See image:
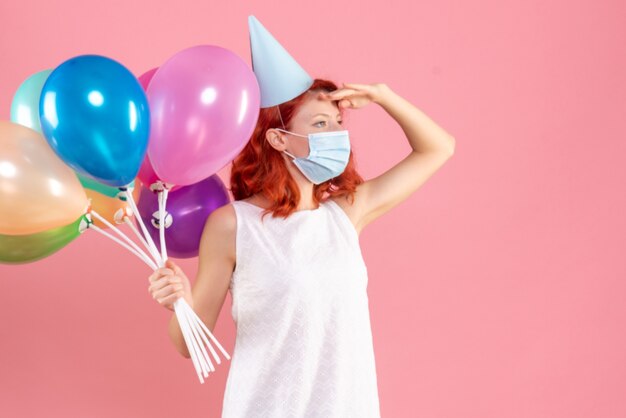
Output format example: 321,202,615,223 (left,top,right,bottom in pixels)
318,82,390,110
148,259,193,311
